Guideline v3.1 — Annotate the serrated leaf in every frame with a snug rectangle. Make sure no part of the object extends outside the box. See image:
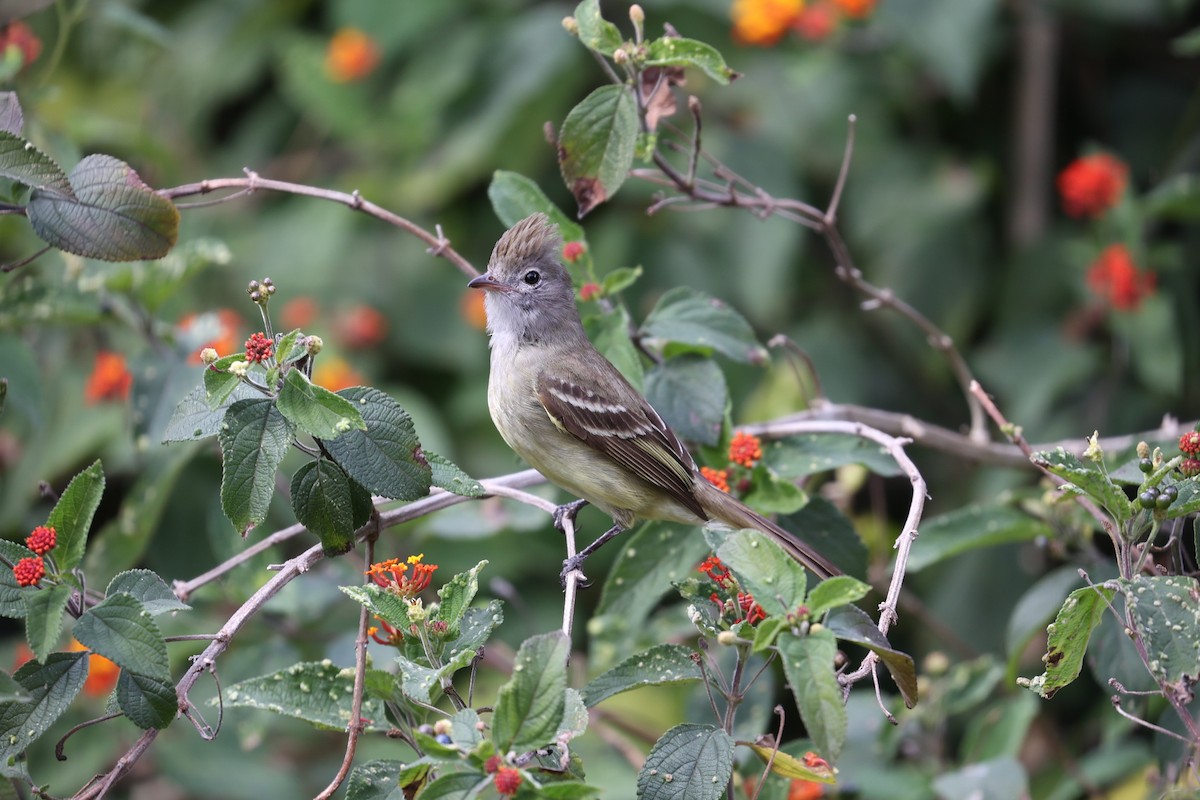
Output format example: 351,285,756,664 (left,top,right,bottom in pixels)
340,583,412,630
1020,584,1113,699
600,265,642,296
806,575,871,619
488,170,584,241
641,287,769,365
277,368,366,440
0,130,70,192
116,671,175,729
744,744,836,783
741,462,807,515
573,0,624,55
218,398,293,535
162,383,258,442
46,458,105,572
320,387,432,501
559,687,588,742
825,604,918,708
24,584,72,662
291,459,359,556
0,92,23,135
440,601,504,675
751,615,789,654
581,643,701,707
74,592,169,680
449,708,483,750
492,631,569,753
1165,478,1200,518
765,434,902,479
779,629,845,762
0,540,37,619
0,673,29,704
345,759,407,800
644,355,726,445
637,723,733,800
202,354,246,409
558,84,637,217
393,654,442,703
434,560,488,636
1121,575,1200,685
644,36,738,84
427,451,485,497
904,503,1053,573
105,569,190,616
0,652,88,764
416,773,485,799
1031,448,1133,523
27,154,179,261
223,660,387,731
717,529,807,617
